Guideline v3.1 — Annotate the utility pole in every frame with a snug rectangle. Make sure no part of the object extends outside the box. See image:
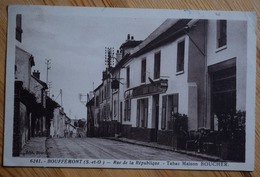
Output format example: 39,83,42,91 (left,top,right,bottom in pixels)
60,89,63,106
45,59,51,96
